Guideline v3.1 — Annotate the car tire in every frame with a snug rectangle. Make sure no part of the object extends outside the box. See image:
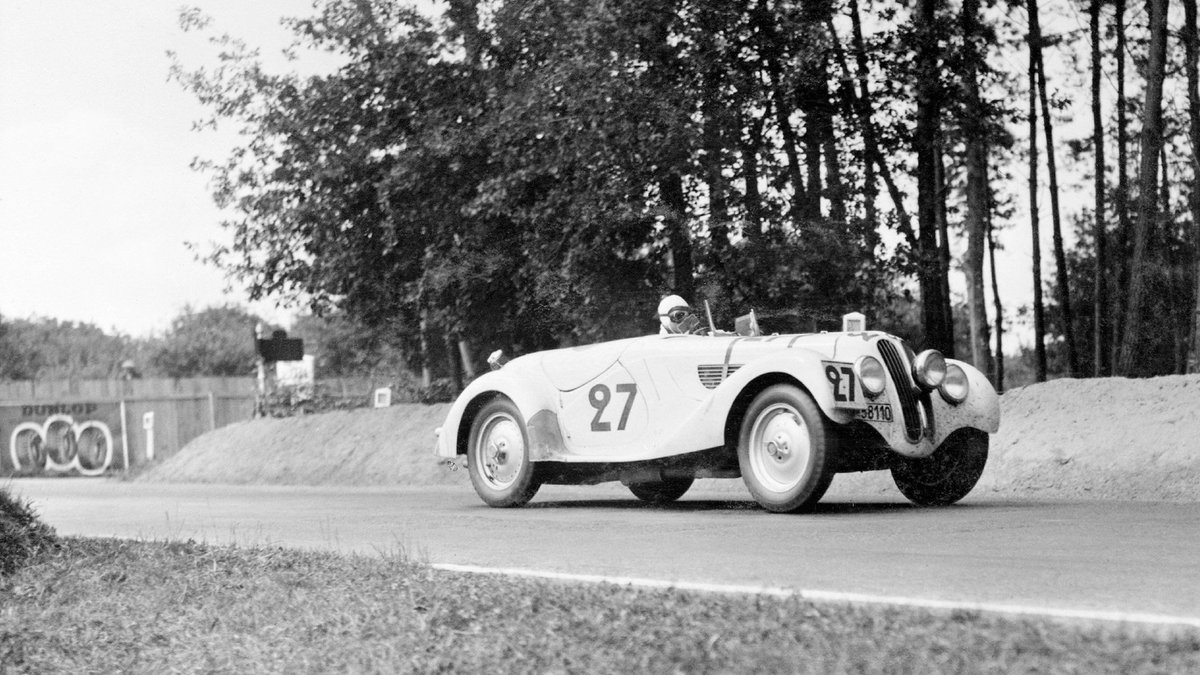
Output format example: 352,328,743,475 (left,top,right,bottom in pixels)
891,428,988,506
737,384,834,513
467,398,541,507
627,477,694,504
